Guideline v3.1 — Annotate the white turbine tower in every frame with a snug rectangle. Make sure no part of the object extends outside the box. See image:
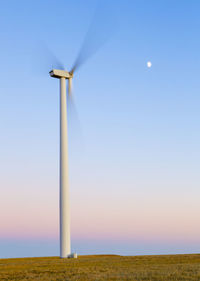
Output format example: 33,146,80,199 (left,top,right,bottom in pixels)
49,70,73,258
